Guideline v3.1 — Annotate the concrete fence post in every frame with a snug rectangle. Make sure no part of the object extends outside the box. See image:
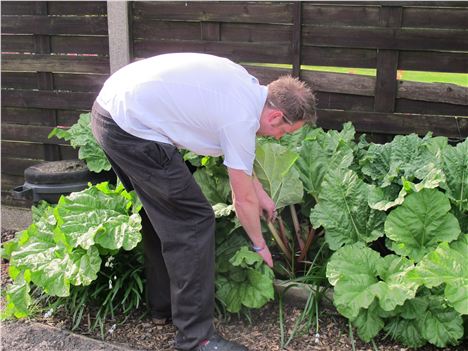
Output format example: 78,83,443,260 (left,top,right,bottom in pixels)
107,1,131,74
